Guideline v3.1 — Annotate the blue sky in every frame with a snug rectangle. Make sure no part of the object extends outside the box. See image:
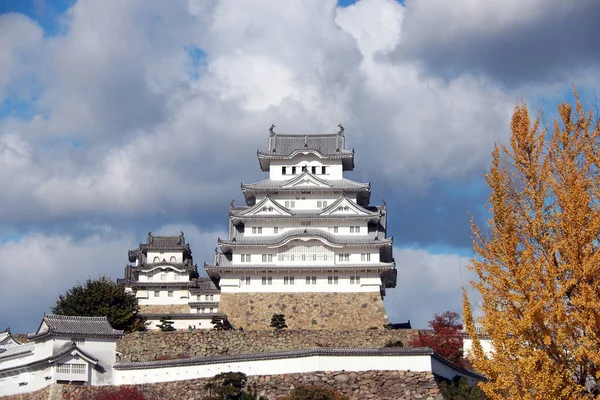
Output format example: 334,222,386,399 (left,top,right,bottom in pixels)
0,0,599,333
